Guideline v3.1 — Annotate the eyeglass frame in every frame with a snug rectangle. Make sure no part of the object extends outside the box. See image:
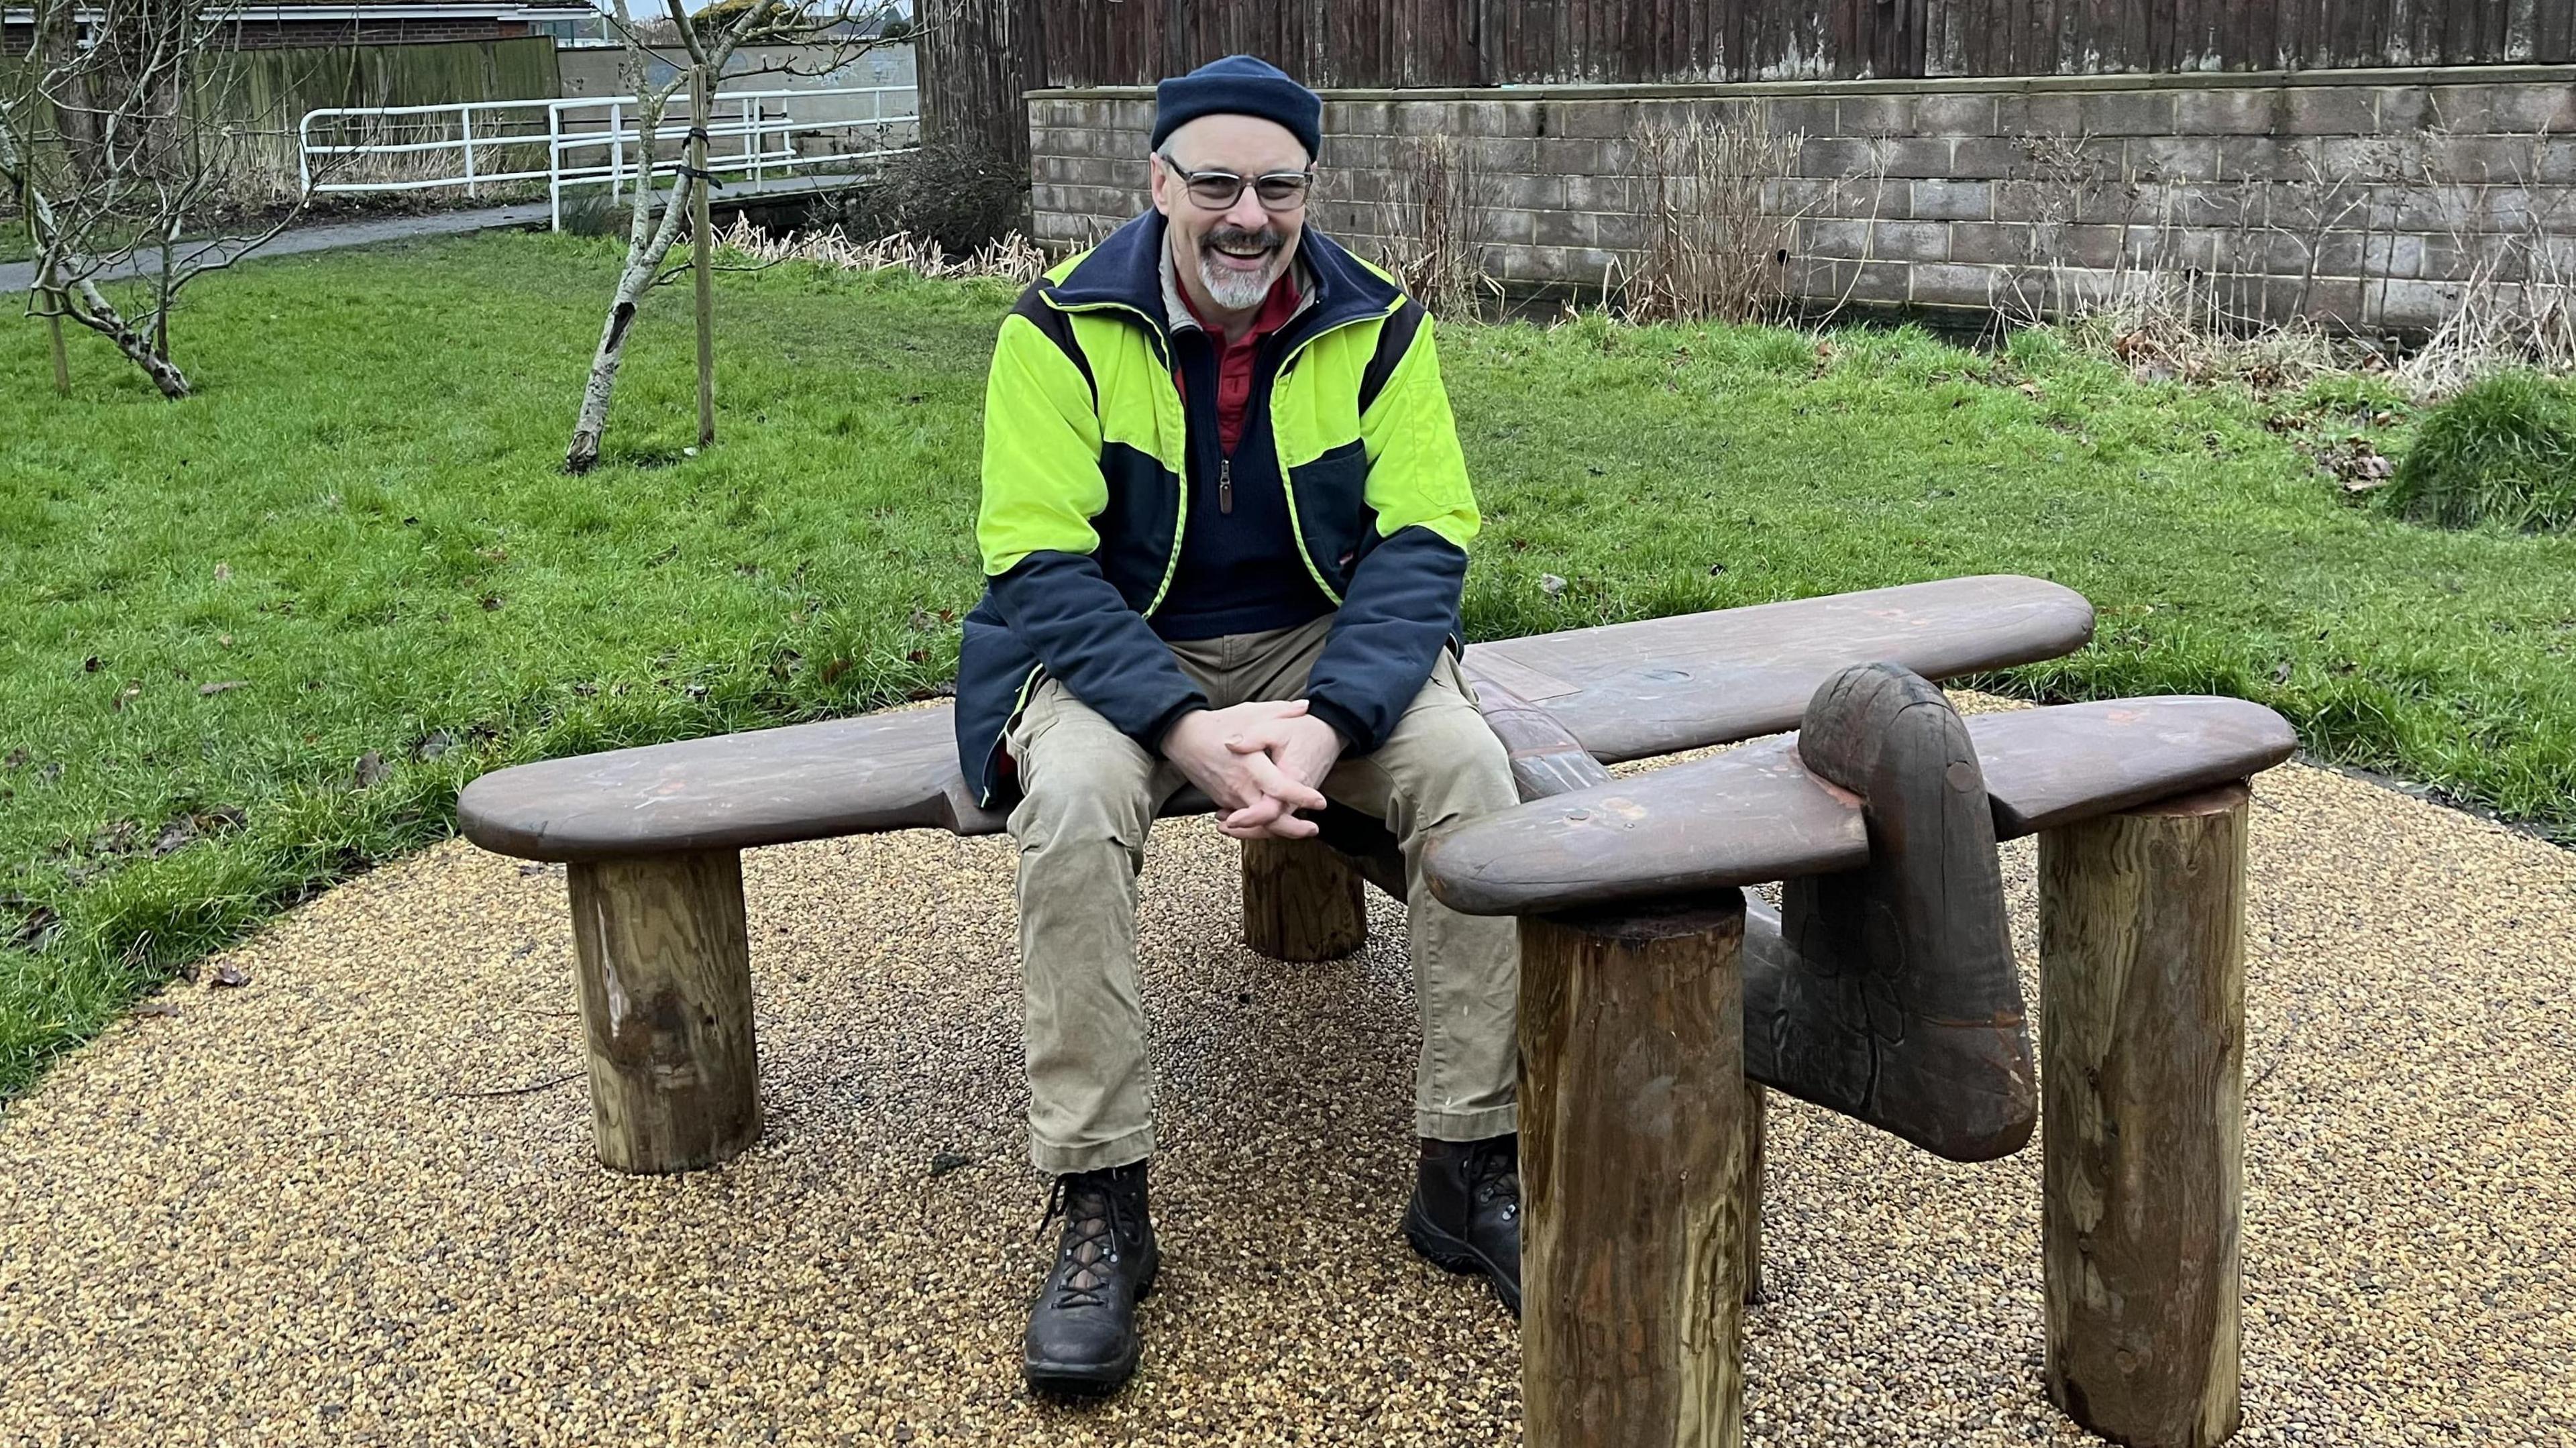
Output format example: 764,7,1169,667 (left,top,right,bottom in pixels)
1153,152,1317,213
